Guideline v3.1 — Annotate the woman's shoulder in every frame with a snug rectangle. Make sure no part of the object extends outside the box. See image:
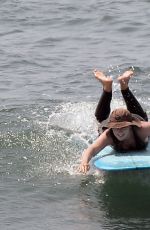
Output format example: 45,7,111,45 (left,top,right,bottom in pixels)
134,121,150,139
102,129,114,144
